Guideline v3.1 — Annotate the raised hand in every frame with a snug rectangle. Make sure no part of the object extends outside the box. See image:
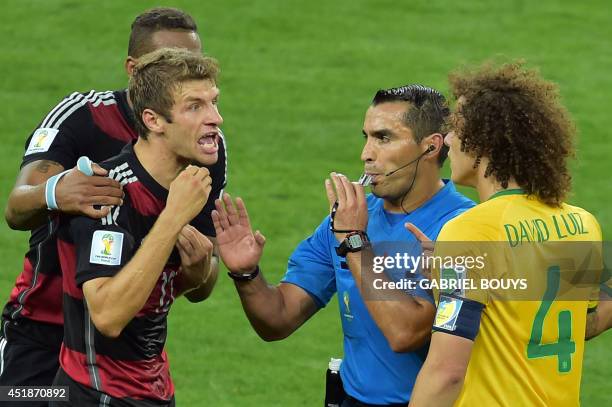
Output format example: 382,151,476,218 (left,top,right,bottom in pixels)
56,162,123,218
325,172,368,242
212,193,265,274
176,225,215,288
405,222,434,278
166,165,212,227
